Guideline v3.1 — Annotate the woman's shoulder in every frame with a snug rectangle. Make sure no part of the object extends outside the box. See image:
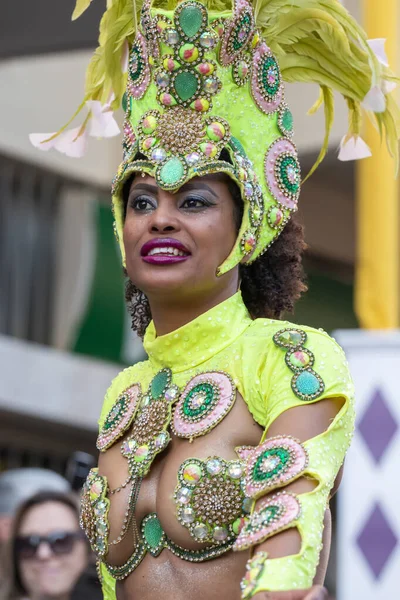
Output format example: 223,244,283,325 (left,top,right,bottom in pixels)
245,317,348,361
238,317,353,426
98,359,152,429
